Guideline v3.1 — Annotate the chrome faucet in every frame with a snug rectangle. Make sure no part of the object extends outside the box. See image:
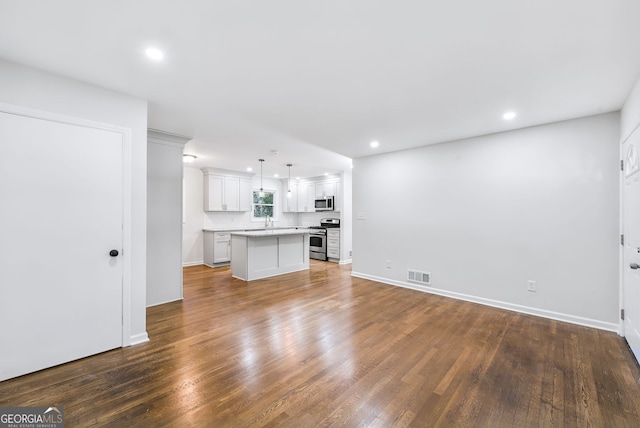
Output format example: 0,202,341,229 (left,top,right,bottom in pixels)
265,216,271,228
